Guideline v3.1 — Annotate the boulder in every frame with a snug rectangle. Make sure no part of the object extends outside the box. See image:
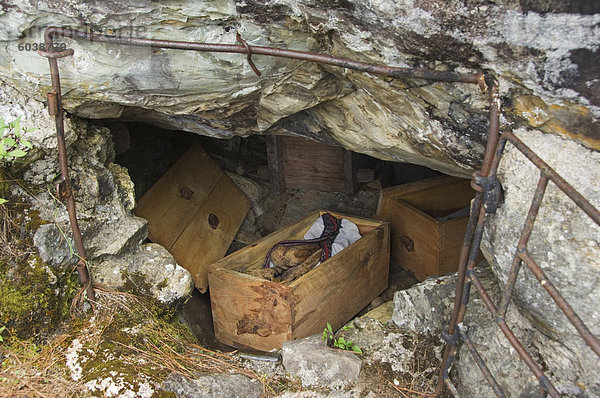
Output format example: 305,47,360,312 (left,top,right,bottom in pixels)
92,243,194,306
282,334,362,388
1,1,598,175
392,272,456,335
34,216,148,268
391,262,600,396
482,128,600,342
